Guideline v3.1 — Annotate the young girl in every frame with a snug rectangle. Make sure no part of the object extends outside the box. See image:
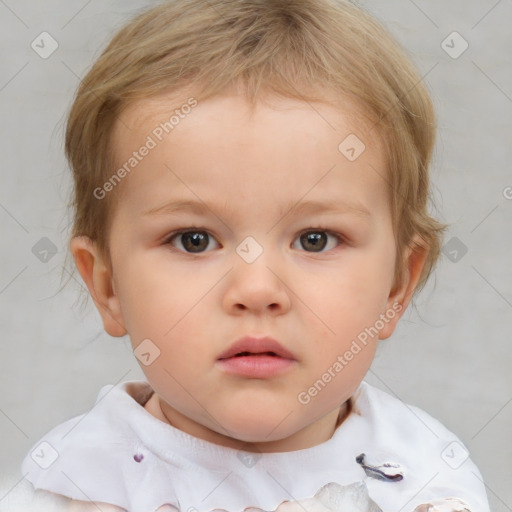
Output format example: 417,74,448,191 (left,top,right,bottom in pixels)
20,0,489,510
